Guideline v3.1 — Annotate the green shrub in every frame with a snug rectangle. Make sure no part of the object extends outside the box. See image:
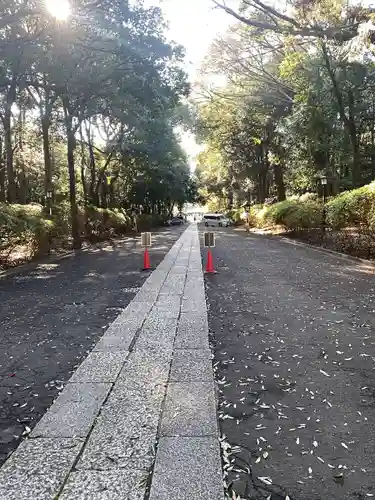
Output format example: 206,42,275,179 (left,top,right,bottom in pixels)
326,182,375,230
299,192,318,202
0,203,55,257
283,202,323,230
226,209,242,225
263,200,299,226
248,205,265,227
85,206,132,238
137,214,165,231
50,202,72,241
248,199,323,231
